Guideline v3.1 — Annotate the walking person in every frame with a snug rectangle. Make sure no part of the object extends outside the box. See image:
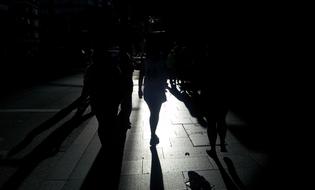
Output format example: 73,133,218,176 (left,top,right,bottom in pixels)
82,45,128,189
203,85,229,156
138,30,168,146
195,44,229,157
117,45,135,129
